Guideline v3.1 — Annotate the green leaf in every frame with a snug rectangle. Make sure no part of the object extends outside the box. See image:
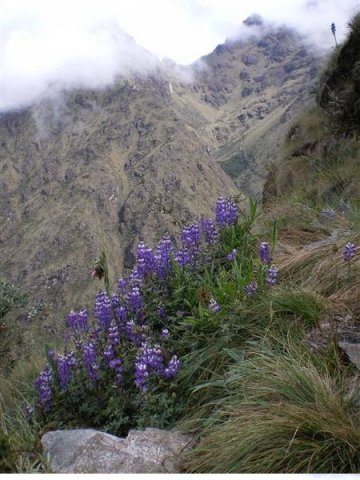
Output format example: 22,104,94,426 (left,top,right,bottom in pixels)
222,348,245,362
